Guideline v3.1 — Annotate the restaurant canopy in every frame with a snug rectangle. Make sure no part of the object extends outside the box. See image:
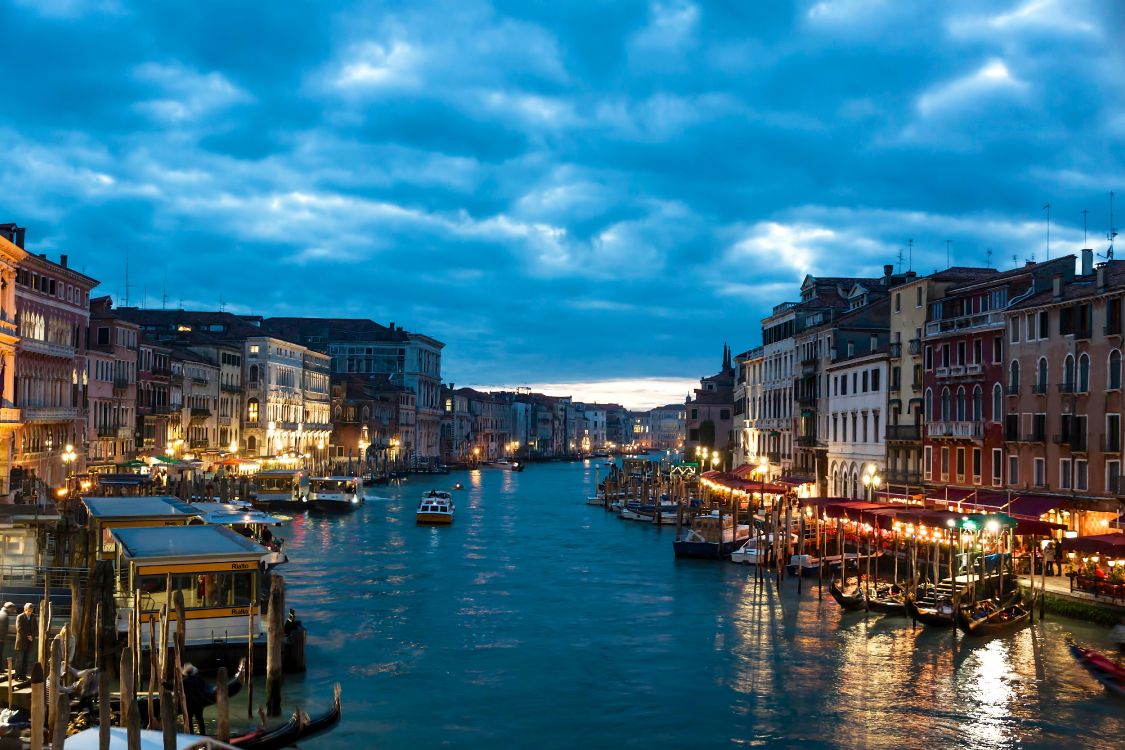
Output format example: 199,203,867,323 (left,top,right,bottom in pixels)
702,470,789,494
1064,533,1125,555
